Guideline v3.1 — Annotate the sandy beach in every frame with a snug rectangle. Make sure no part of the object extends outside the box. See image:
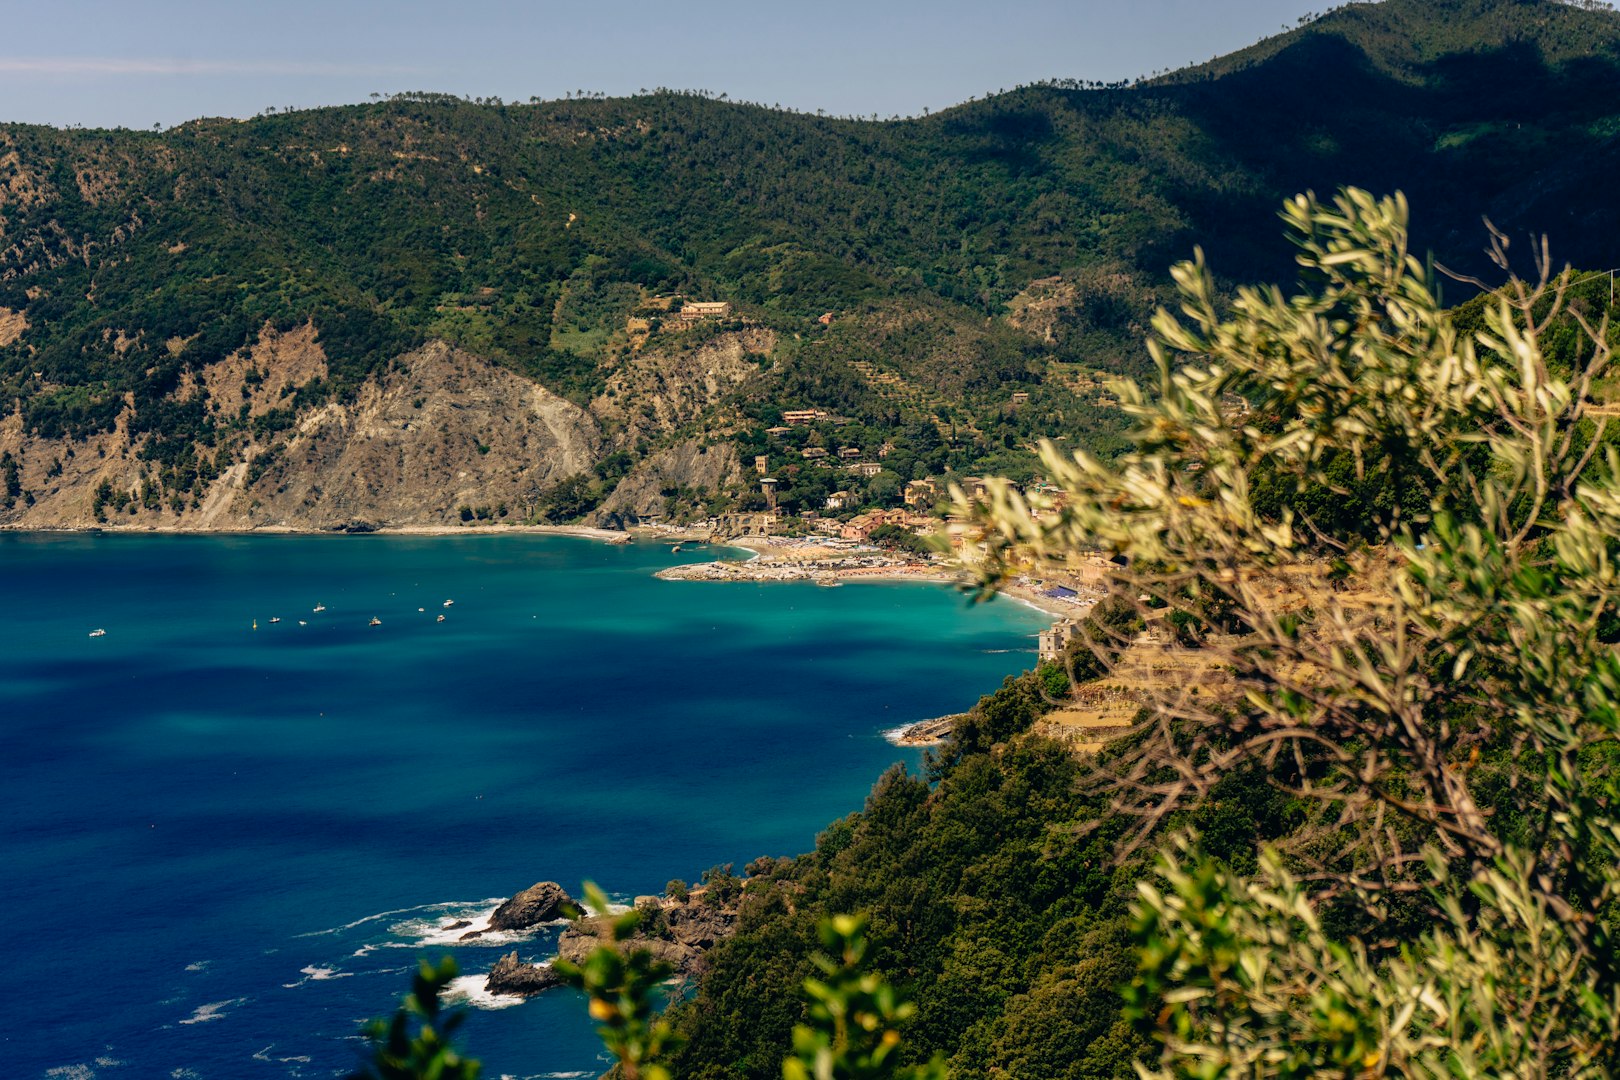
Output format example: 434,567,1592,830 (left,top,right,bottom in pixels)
655,534,1094,616
5,520,644,542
